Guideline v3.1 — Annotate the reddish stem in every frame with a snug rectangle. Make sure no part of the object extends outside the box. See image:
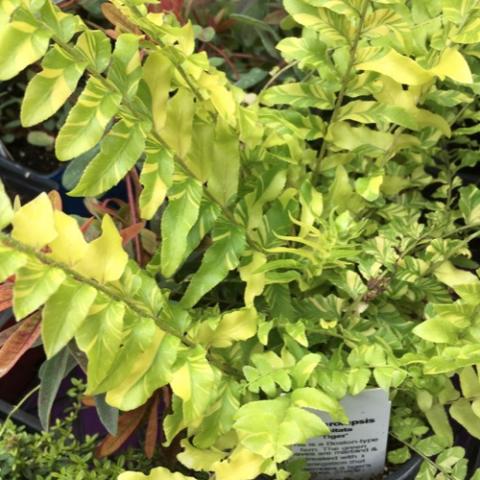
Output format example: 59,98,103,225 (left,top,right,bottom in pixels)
205,43,240,80
125,170,143,266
